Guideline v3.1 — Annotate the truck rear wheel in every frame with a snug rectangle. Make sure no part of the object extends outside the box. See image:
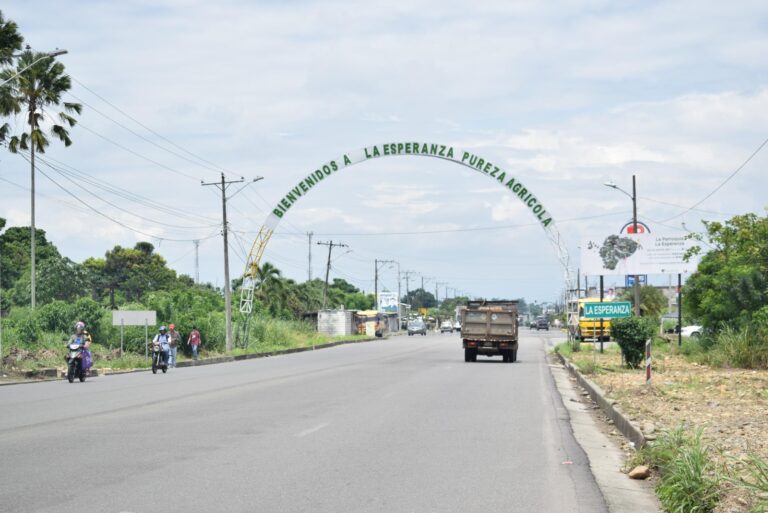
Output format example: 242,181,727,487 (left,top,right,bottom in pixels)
502,353,510,363
511,349,517,362
464,349,472,362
